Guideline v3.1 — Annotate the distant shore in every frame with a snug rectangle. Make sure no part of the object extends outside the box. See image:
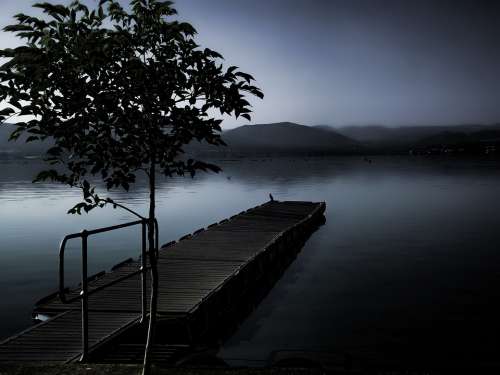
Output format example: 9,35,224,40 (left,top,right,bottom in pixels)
2,122,499,158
